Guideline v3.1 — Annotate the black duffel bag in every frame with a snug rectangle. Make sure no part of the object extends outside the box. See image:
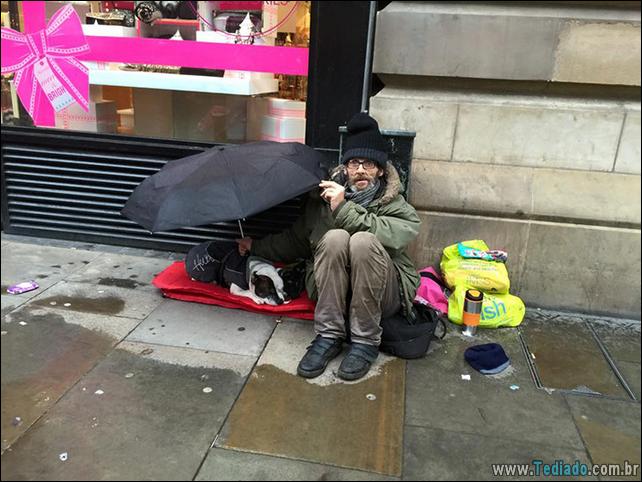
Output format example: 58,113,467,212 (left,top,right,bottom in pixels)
380,303,447,359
